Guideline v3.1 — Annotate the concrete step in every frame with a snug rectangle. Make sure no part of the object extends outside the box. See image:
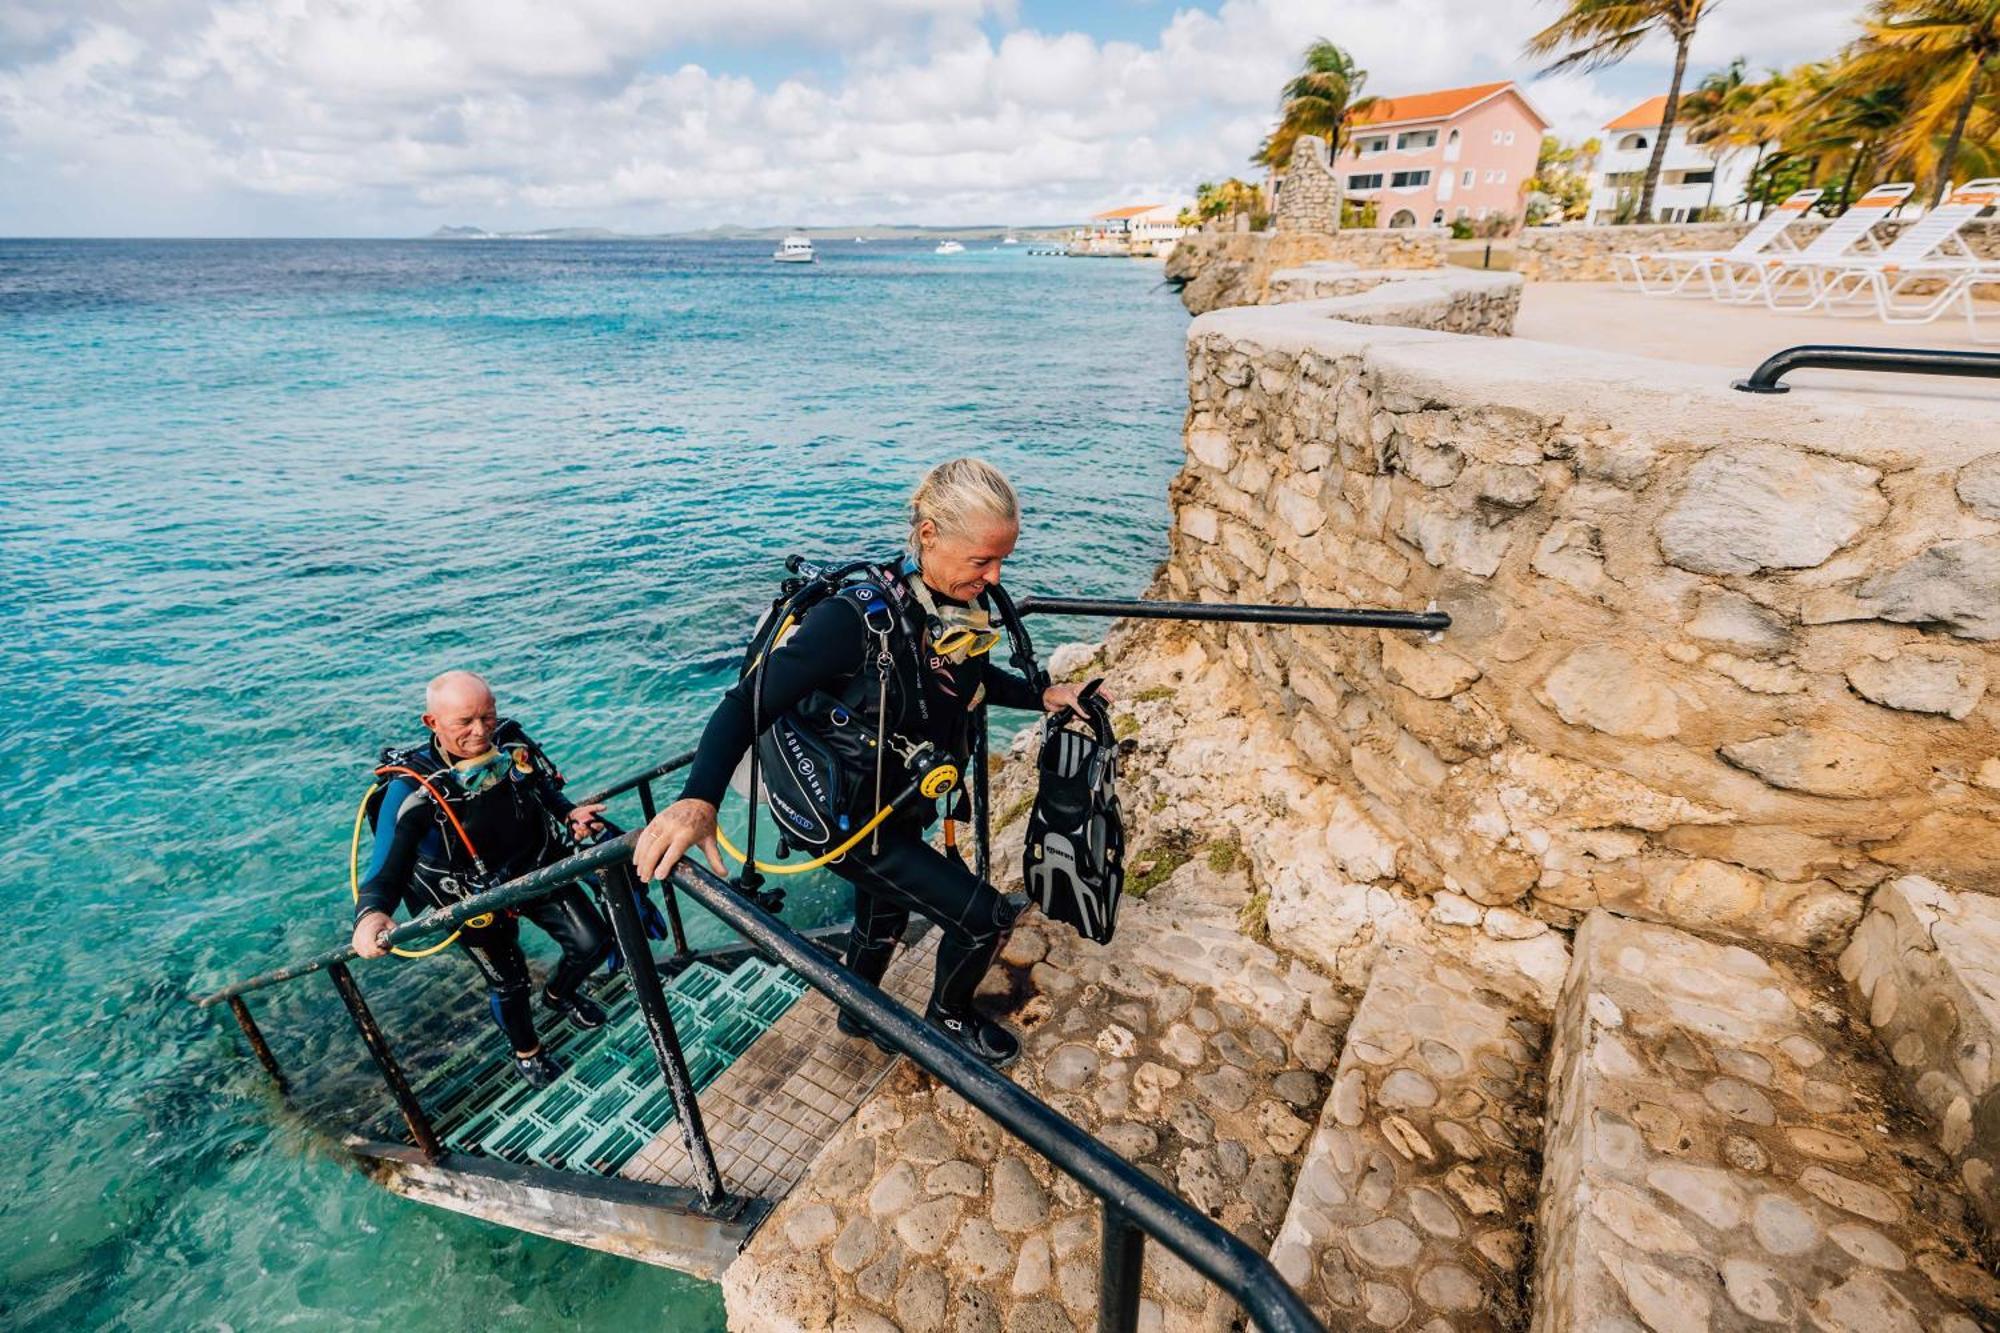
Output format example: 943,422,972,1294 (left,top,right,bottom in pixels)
1268,939,1547,1330
1533,909,1997,1332
1841,875,2000,1232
